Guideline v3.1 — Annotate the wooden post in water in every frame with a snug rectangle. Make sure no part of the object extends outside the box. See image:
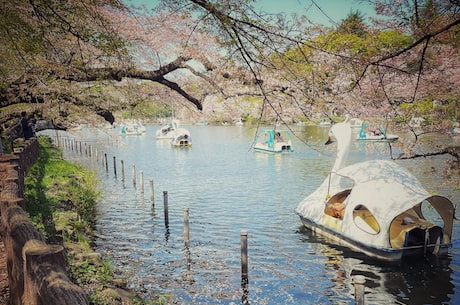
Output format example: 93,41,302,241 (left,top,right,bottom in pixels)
183,208,190,247
104,153,108,172
241,230,249,304
121,160,125,181
240,230,248,281
132,165,136,187
163,191,169,227
149,179,154,205
354,275,366,305
113,156,117,177
139,170,144,193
